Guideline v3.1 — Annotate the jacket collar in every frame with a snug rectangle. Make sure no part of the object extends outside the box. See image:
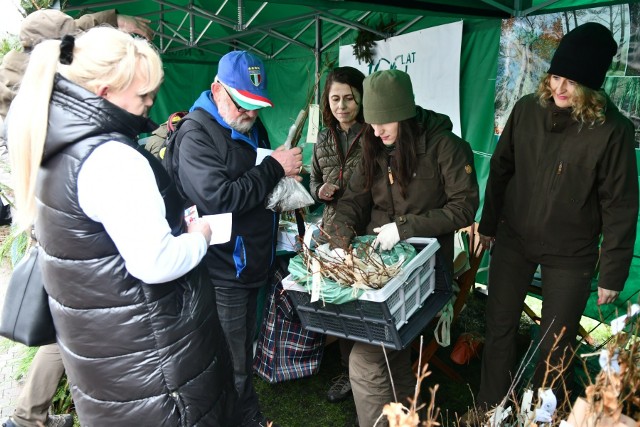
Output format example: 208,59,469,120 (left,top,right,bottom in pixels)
43,74,157,163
